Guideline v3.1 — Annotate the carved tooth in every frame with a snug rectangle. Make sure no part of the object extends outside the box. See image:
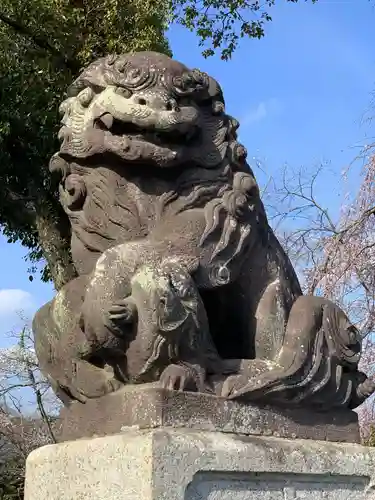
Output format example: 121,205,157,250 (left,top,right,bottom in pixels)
57,128,65,141
99,113,114,129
